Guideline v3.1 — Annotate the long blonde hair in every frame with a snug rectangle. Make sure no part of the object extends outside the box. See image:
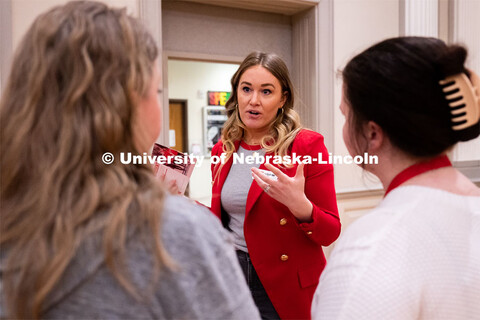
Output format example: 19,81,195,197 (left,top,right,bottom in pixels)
217,52,302,177
0,1,172,318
